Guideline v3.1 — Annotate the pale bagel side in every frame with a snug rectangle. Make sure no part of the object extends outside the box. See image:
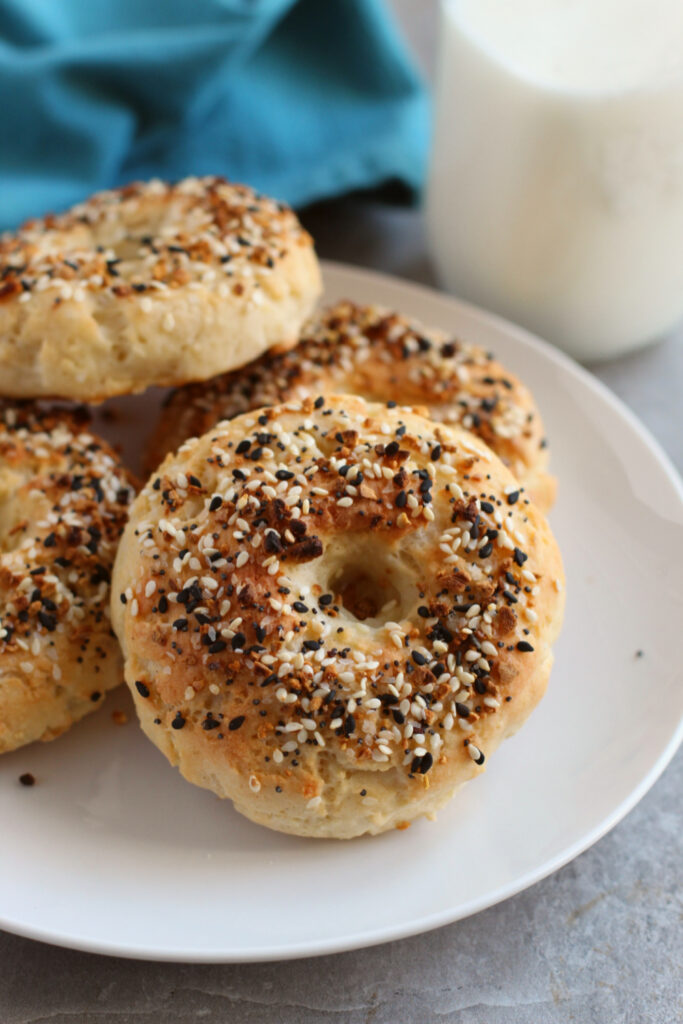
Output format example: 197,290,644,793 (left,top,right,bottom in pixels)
0,177,321,401
113,395,564,838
